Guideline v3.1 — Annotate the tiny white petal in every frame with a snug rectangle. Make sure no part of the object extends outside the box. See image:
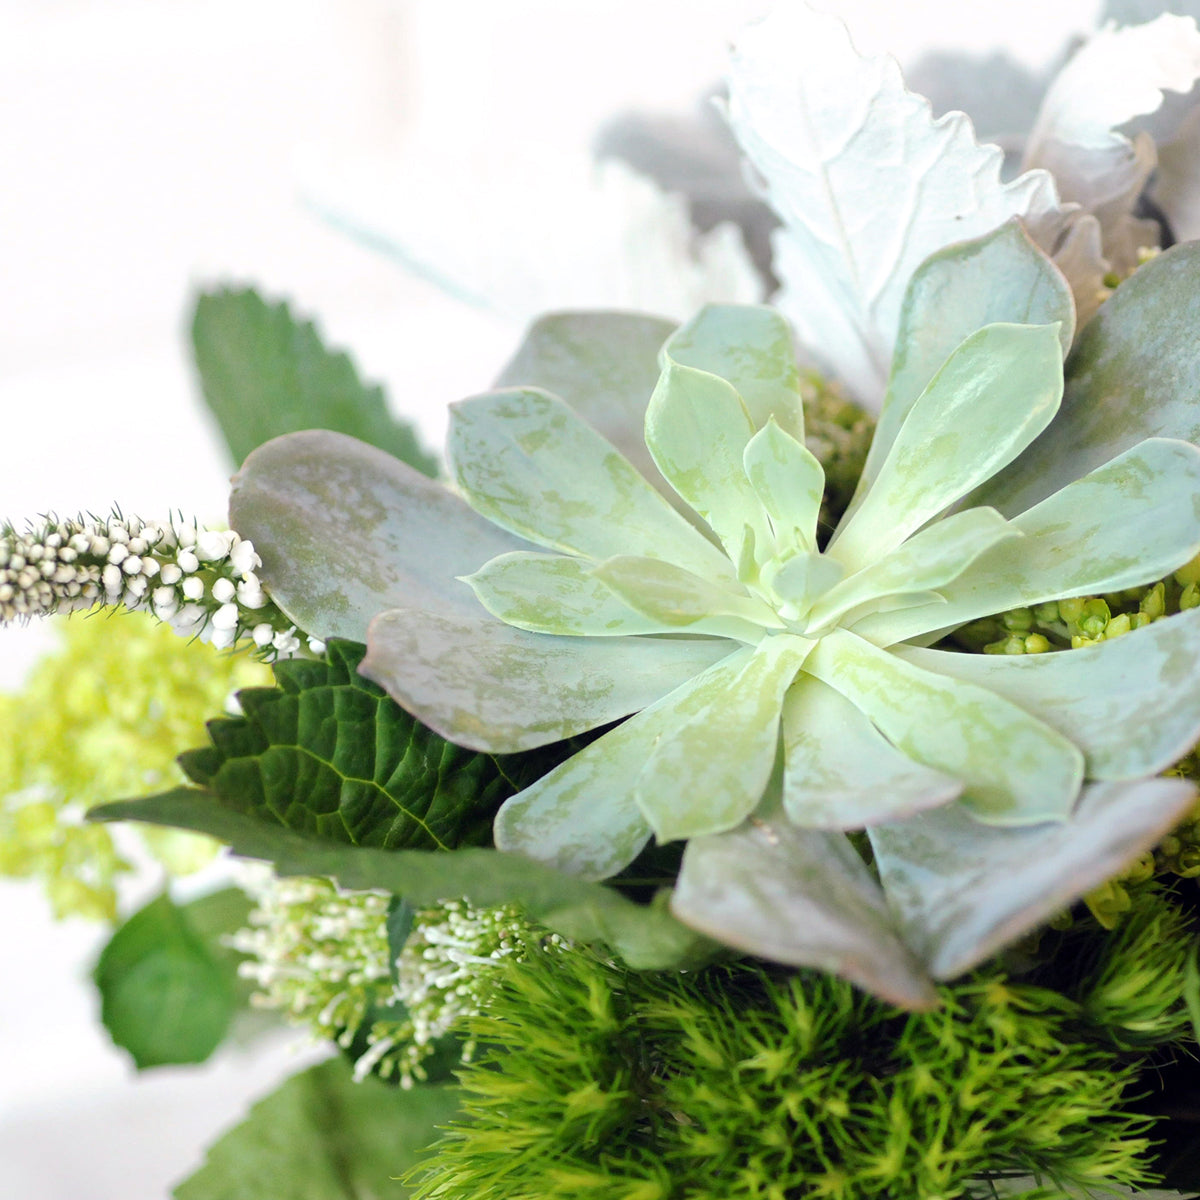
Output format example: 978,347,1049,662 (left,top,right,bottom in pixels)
211,601,240,631
181,576,204,601
211,577,236,604
196,530,232,561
